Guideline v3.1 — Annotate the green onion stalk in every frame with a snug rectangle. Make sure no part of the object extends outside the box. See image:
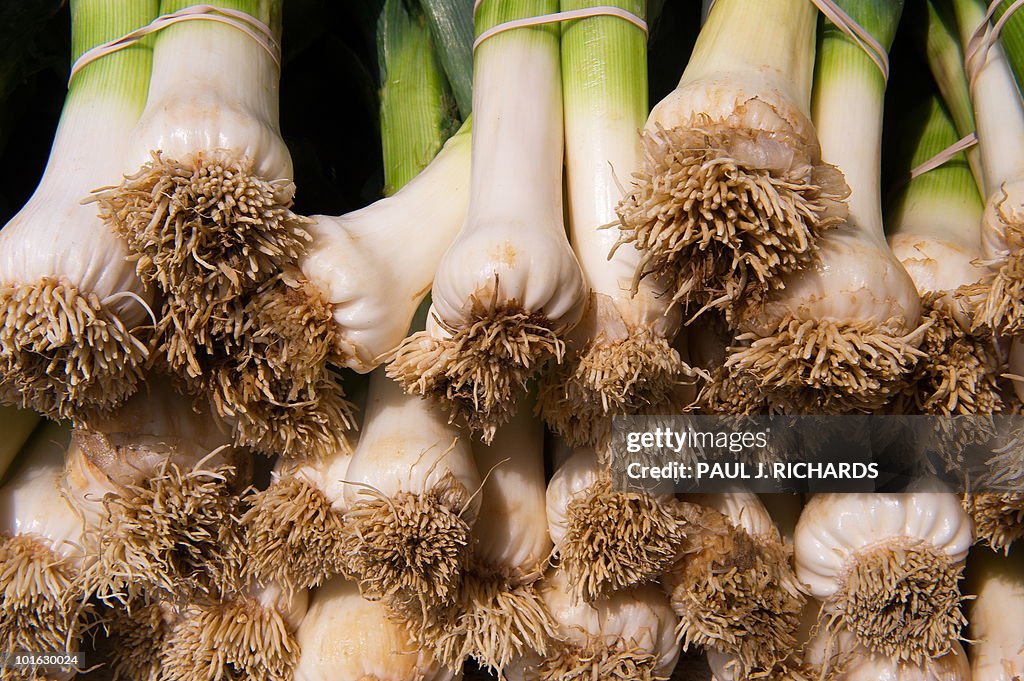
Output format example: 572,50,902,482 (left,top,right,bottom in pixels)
0,0,157,422
994,0,1024,92
724,0,927,414
924,0,984,186
378,0,457,195
292,576,454,681
545,444,688,604
965,547,1024,679
537,0,696,449
158,581,309,681
291,0,476,430
388,0,588,442
340,371,482,657
614,0,849,319
503,567,680,681
664,493,806,677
